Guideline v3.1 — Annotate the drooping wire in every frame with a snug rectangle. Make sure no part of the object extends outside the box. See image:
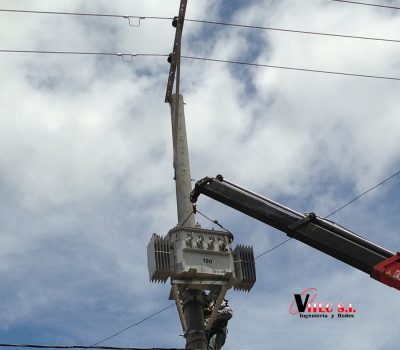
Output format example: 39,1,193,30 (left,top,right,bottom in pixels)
181,55,400,82
2,8,400,44
0,9,169,27
324,168,400,218
331,0,400,10
0,49,167,59
0,49,400,82
255,238,293,259
180,209,195,227
185,19,400,44
0,8,169,19
0,345,183,350
195,208,235,240
79,304,175,350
